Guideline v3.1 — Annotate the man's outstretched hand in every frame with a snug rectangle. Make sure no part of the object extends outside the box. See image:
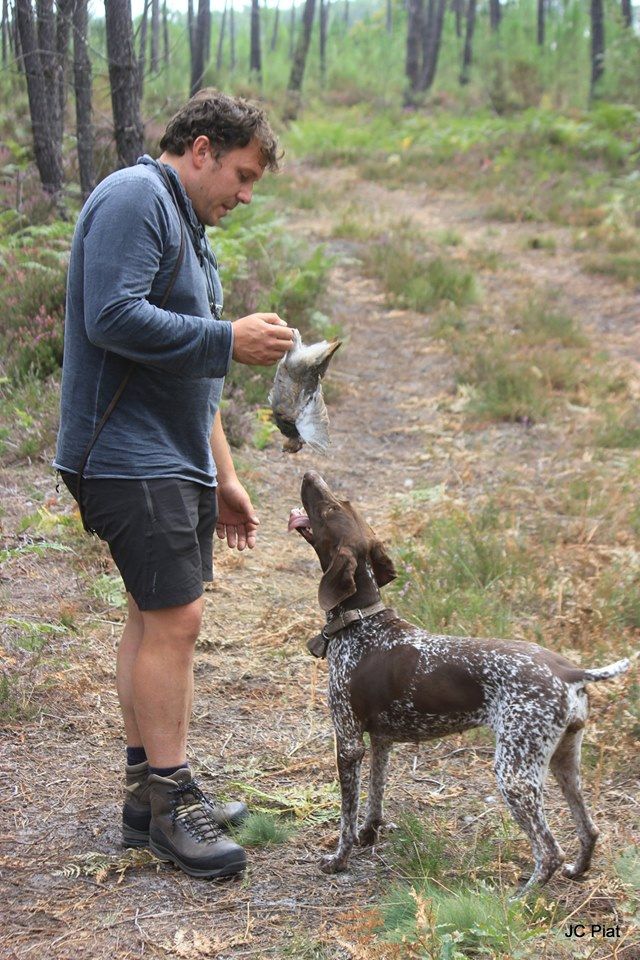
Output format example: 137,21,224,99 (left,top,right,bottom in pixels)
232,313,294,366
216,478,259,551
